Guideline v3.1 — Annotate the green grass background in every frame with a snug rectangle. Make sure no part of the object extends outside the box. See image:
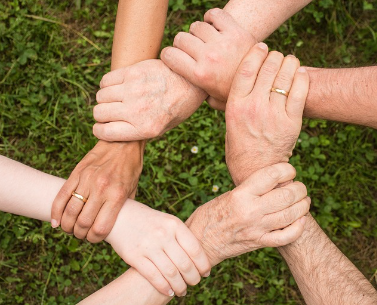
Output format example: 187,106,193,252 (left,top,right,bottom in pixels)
0,0,377,304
